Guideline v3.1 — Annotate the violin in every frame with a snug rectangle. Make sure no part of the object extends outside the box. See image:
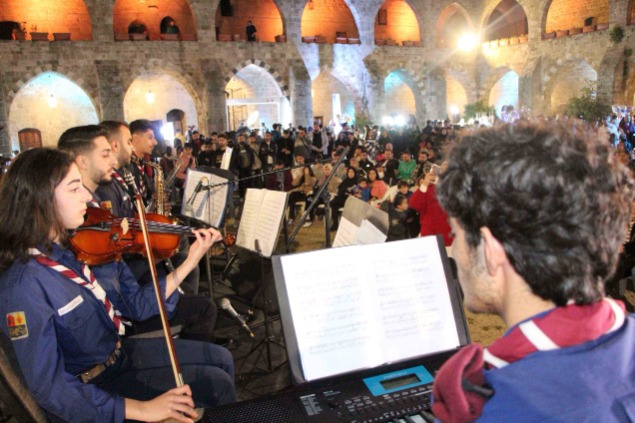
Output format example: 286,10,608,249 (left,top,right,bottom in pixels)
69,207,235,265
